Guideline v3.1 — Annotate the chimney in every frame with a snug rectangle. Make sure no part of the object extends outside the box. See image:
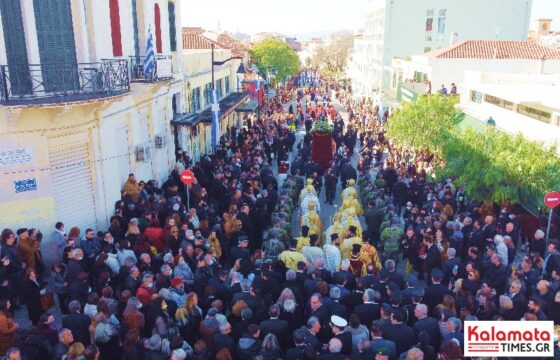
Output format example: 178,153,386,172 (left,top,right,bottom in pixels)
450,32,459,46
537,19,553,36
